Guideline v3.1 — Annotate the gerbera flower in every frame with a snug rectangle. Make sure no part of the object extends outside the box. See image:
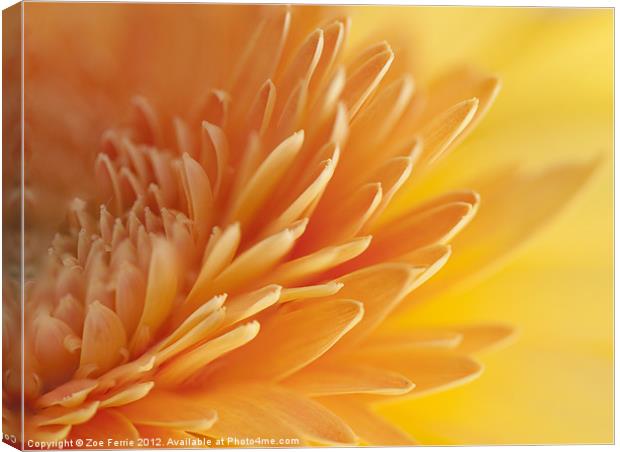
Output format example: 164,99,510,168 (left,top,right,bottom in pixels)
2,3,609,447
